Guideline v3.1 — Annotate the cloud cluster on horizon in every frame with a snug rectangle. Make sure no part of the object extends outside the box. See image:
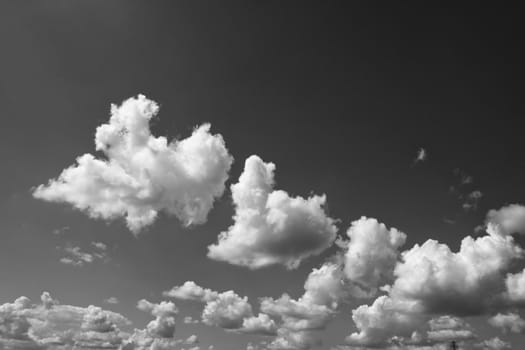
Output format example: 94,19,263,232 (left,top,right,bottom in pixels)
33,95,233,234
0,291,131,349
